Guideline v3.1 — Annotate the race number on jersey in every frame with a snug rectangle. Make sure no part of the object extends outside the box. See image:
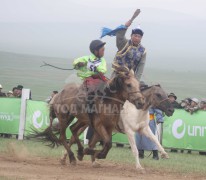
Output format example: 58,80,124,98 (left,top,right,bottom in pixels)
87,59,101,72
